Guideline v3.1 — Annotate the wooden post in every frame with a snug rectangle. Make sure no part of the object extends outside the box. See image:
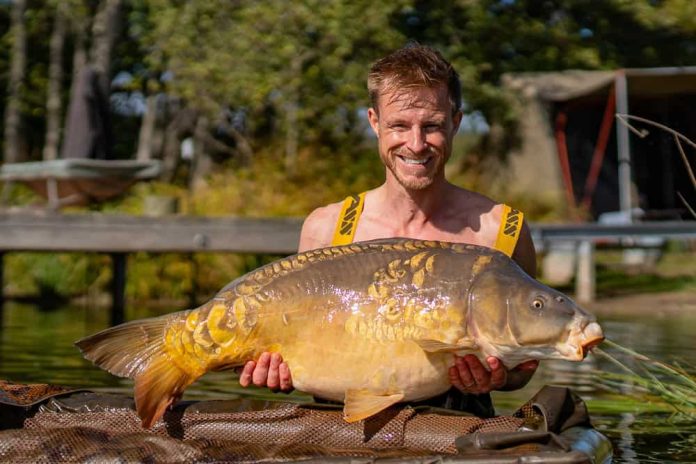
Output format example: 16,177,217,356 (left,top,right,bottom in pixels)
110,252,126,325
0,251,4,312
576,240,596,303
615,71,633,222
